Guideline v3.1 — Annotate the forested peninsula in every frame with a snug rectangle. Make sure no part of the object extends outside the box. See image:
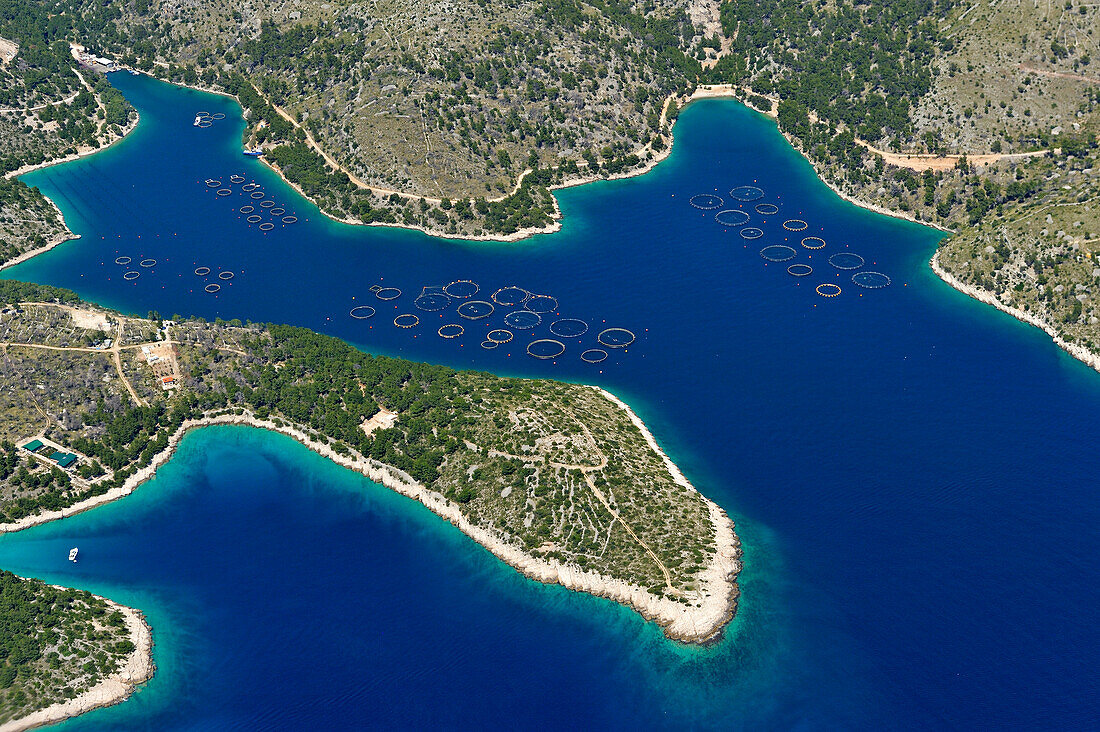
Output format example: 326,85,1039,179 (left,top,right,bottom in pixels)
0,281,741,647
